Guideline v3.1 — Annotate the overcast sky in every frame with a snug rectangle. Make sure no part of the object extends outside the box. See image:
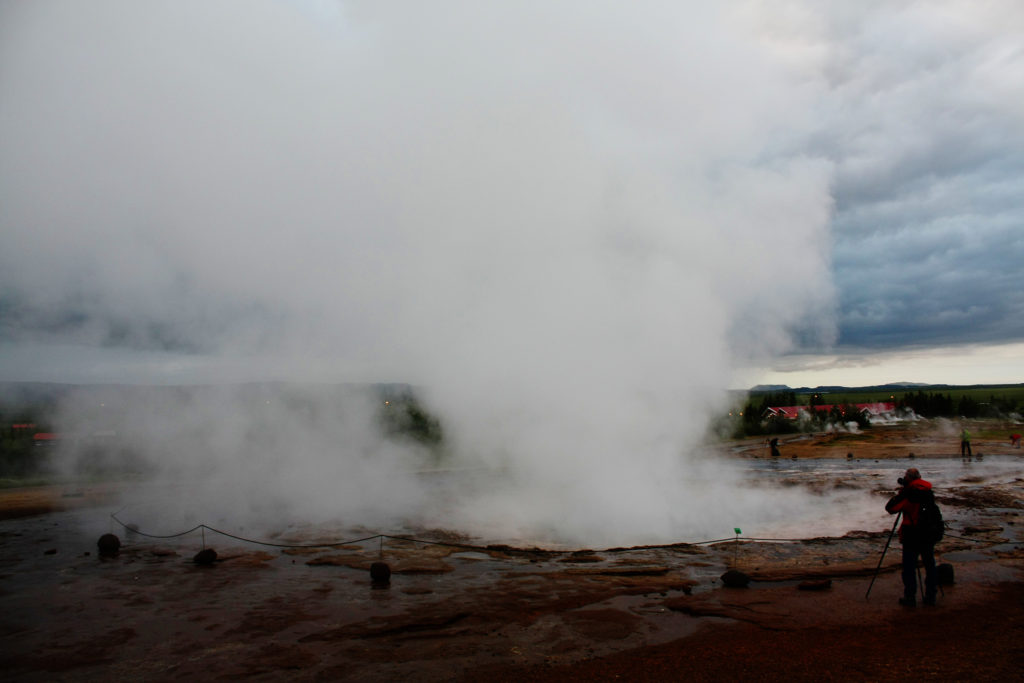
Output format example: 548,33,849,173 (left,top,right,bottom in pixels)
1,0,1022,389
